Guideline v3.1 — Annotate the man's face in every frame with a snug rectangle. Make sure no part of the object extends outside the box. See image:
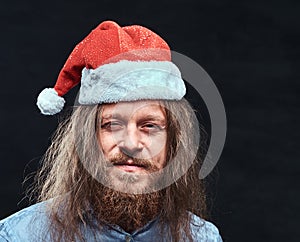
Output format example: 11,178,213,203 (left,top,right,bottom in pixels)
98,100,167,193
